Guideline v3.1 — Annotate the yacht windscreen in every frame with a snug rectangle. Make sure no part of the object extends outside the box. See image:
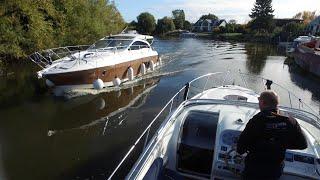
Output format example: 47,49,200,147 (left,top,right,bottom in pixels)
177,111,219,177
88,39,132,50
181,111,219,148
